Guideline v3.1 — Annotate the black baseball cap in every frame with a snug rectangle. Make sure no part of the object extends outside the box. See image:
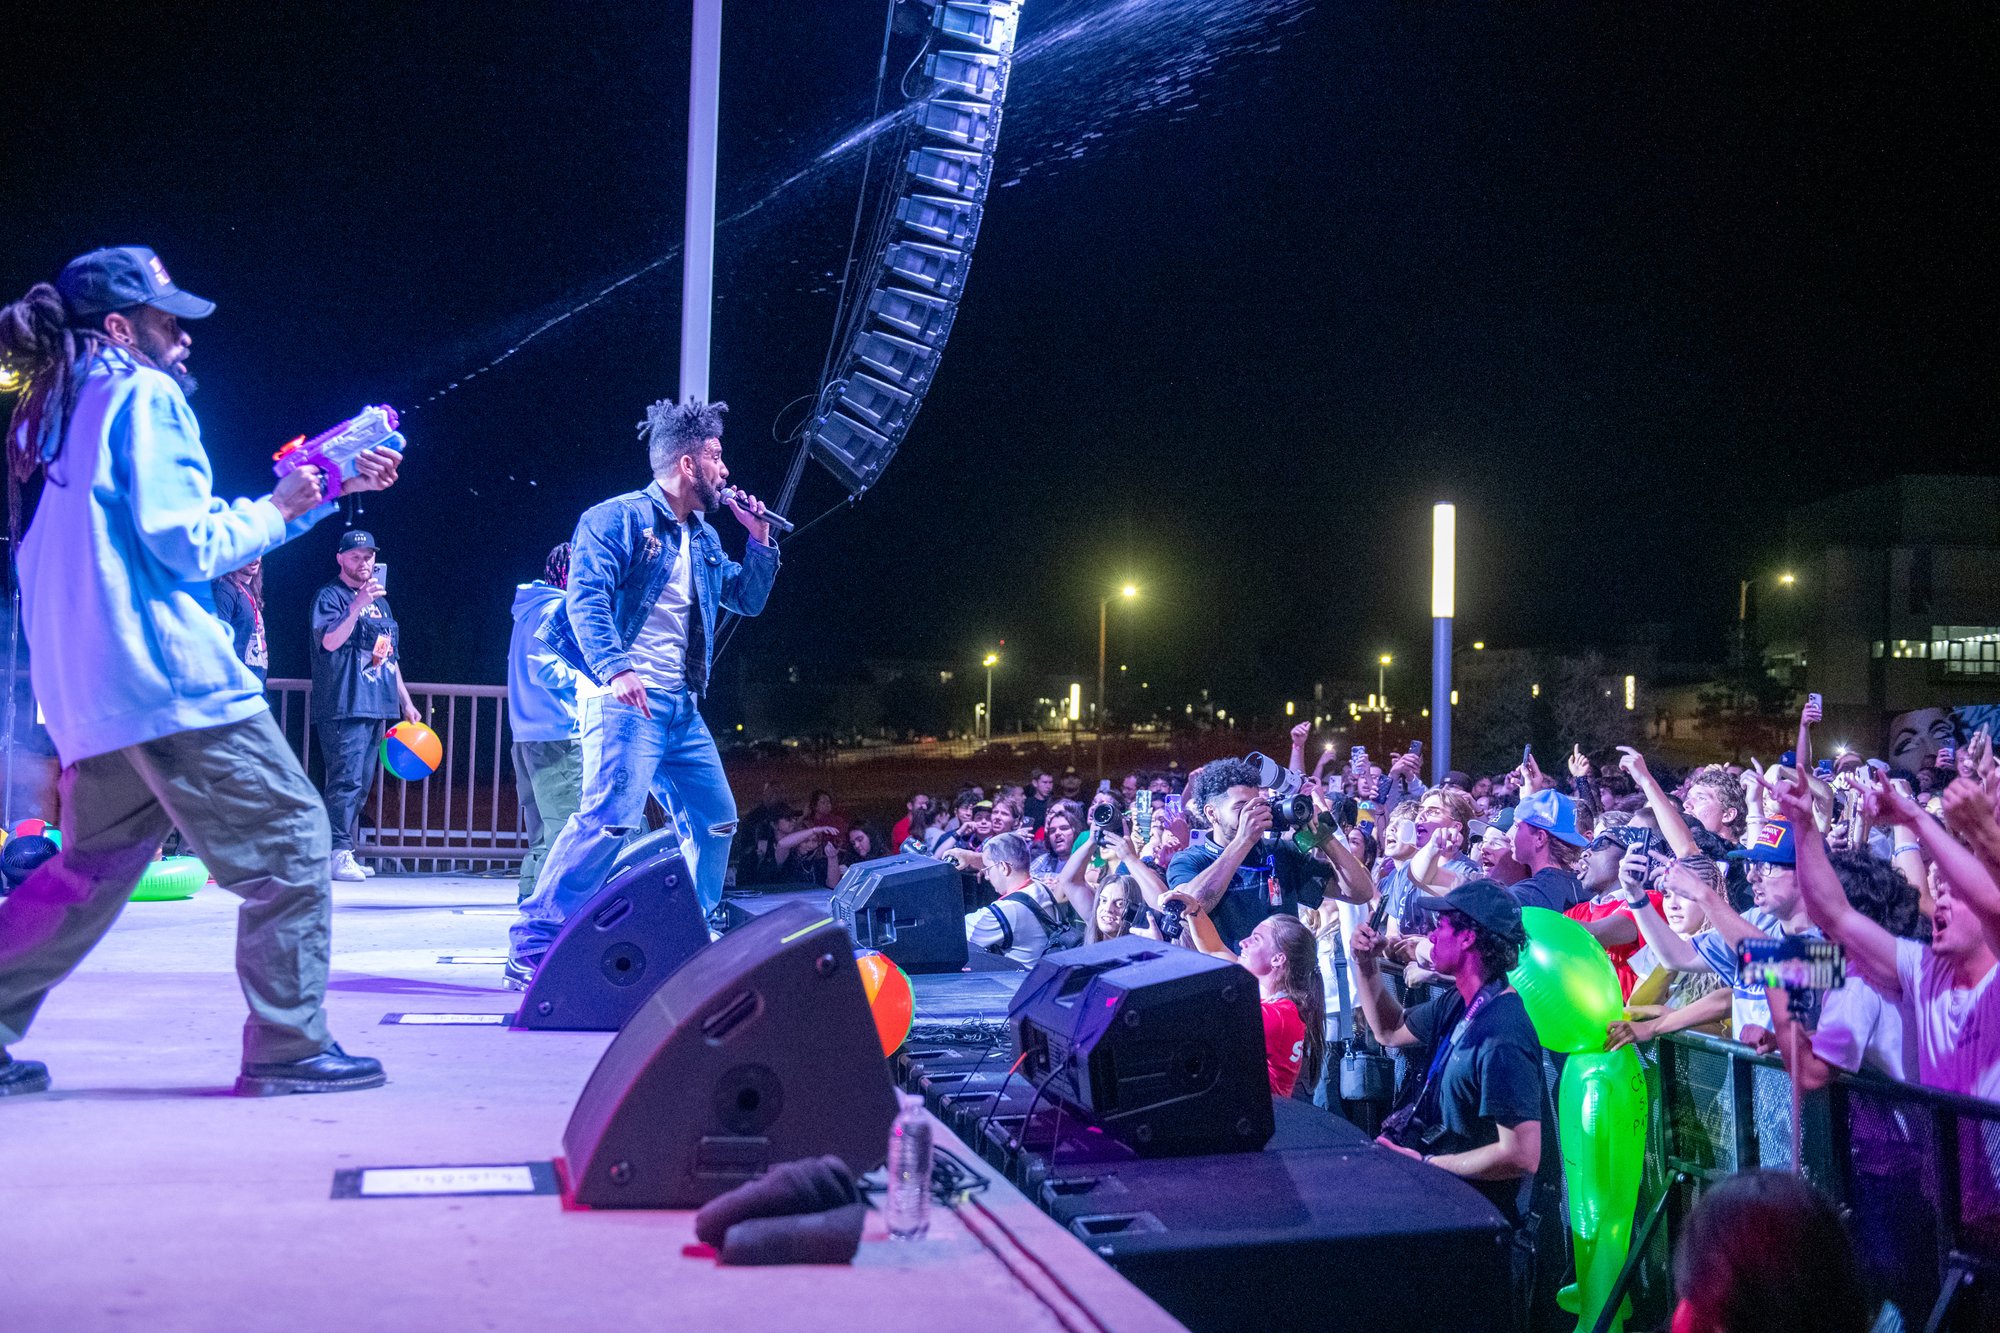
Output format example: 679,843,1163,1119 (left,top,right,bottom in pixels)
337,530,378,552
1412,878,1527,945
57,246,215,321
